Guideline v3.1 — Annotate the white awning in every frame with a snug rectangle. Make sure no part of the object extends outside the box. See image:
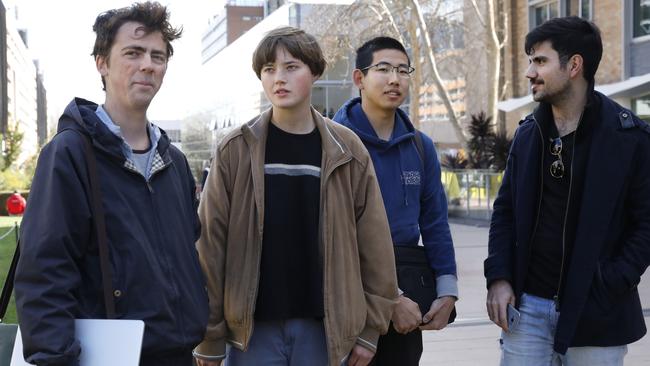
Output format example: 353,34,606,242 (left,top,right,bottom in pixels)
498,73,650,112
